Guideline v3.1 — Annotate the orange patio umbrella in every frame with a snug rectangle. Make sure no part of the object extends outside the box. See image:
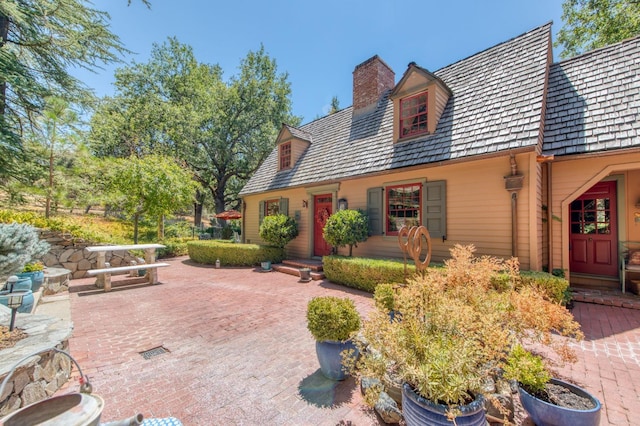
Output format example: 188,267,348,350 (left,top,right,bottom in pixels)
215,210,242,220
